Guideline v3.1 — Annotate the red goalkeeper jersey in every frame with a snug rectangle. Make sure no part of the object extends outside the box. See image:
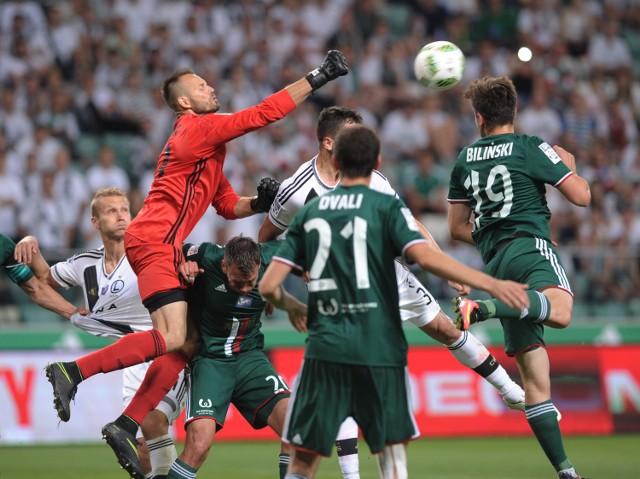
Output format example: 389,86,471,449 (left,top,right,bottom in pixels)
127,89,296,246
